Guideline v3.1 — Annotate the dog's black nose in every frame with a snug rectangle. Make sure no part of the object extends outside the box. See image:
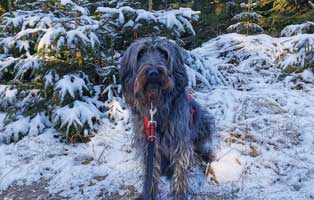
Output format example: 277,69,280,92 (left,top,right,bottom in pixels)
147,68,160,80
